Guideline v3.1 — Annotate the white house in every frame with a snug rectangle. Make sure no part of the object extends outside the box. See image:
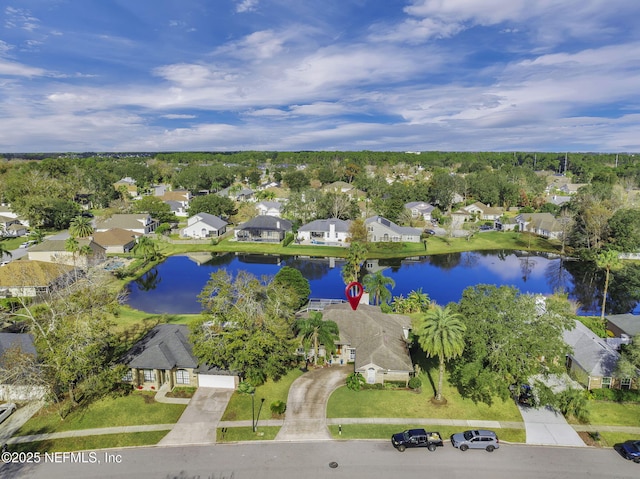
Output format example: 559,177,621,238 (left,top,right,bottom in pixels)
404,201,436,221
182,213,228,239
365,216,421,243
297,218,351,245
256,201,283,216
